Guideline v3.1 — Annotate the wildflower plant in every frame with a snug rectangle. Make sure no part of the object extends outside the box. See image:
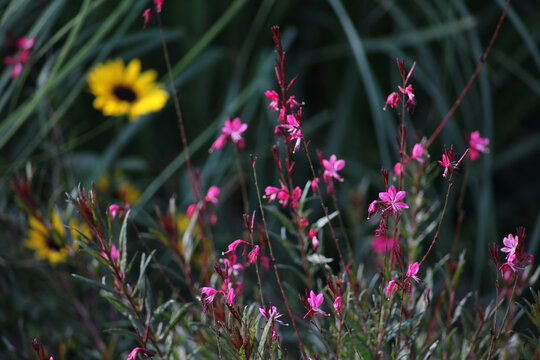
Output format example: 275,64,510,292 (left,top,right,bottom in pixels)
1,0,540,359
